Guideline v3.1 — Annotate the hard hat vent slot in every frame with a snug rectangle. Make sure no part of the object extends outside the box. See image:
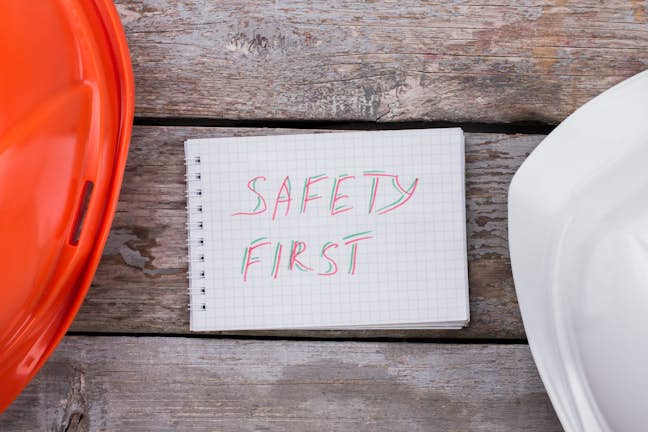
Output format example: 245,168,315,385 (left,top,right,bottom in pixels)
69,181,94,246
